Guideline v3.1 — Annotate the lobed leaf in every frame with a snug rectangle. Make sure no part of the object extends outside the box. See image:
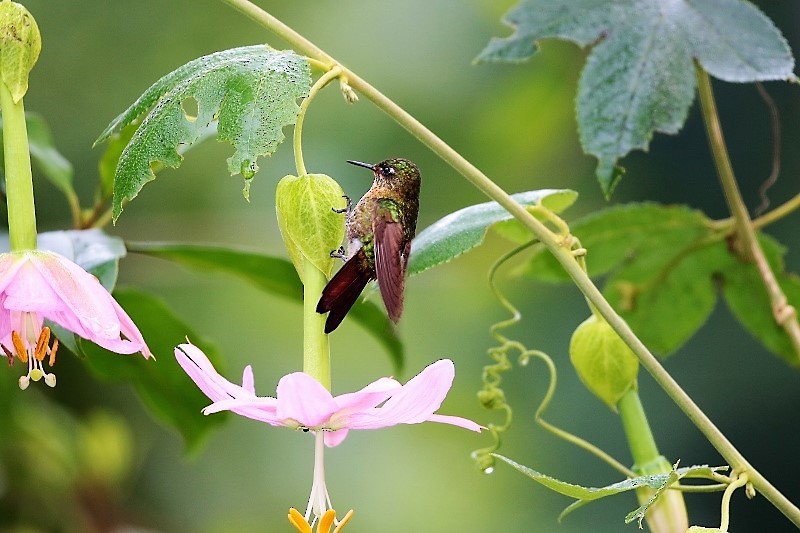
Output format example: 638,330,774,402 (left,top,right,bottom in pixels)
520,202,800,363
408,189,577,277
126,242,404,372
95,45,311,220
80,289,227,452
479,0,796,195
